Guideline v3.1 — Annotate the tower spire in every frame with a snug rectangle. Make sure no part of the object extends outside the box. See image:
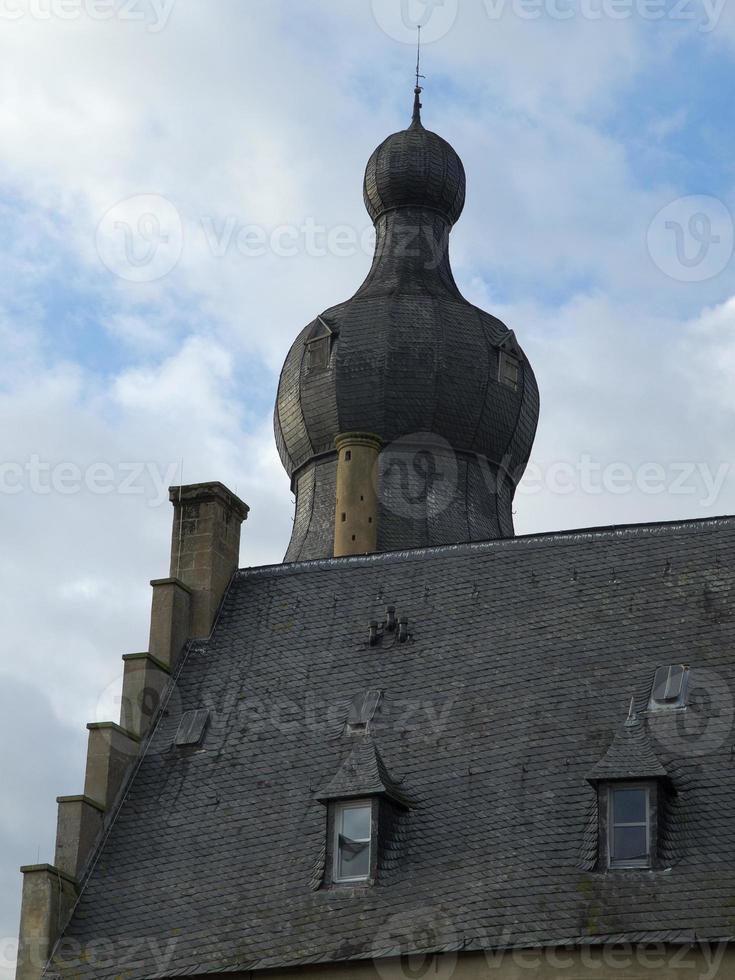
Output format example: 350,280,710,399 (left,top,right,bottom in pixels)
412,25,425,128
